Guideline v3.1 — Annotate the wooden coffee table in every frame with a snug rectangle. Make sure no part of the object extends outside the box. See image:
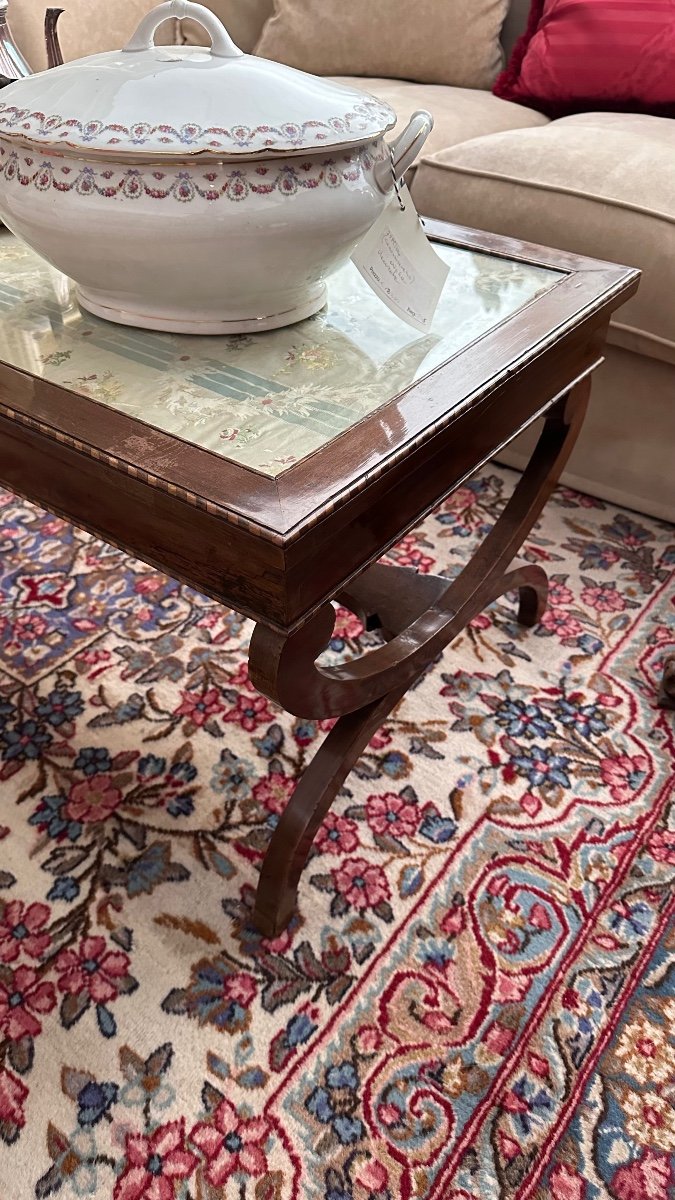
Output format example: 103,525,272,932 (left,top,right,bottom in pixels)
0,221,638,934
